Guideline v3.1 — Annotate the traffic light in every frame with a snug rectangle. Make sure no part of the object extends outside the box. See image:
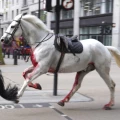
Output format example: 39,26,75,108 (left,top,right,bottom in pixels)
104,26,111,34
99,26,104,34
45,0,52,12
